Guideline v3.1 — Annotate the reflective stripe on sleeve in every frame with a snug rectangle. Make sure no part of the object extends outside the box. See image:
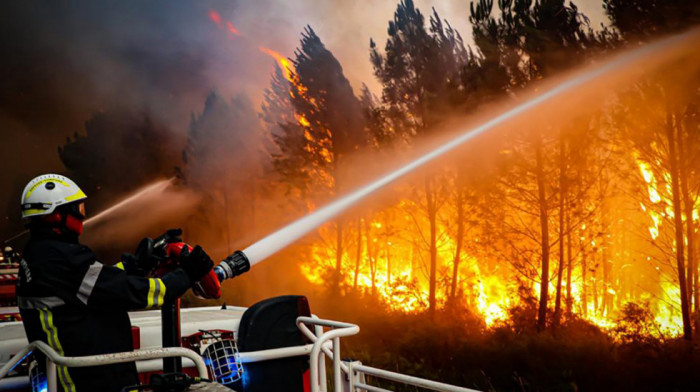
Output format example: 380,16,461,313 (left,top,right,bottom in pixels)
76,262,103,305
115,261,125,270
146,278,166,309
17,296,65,309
